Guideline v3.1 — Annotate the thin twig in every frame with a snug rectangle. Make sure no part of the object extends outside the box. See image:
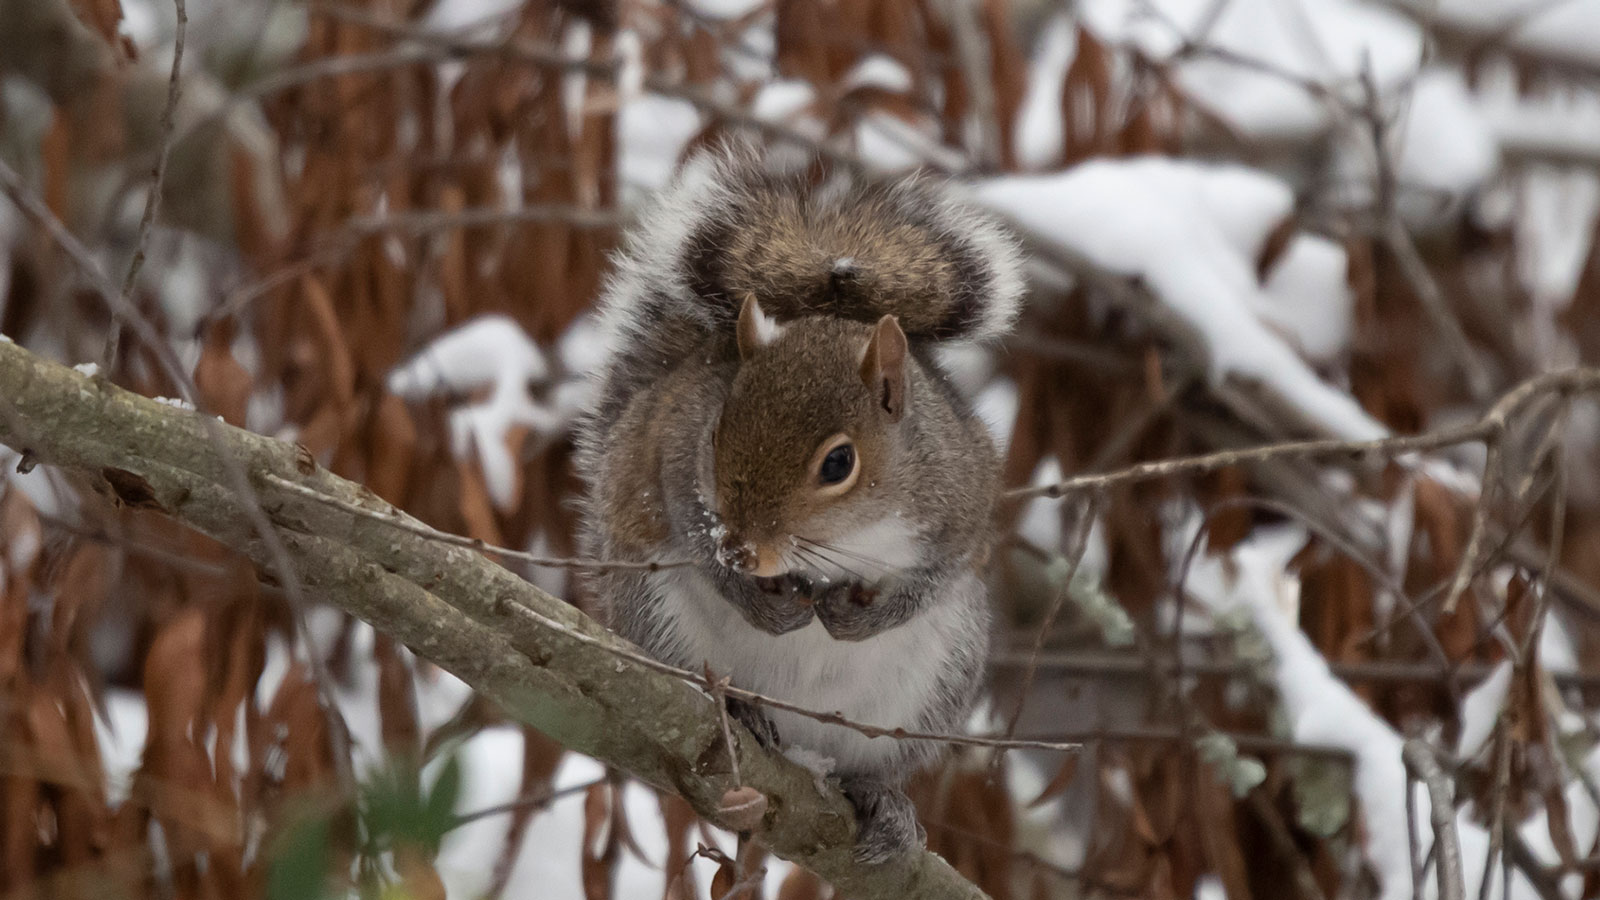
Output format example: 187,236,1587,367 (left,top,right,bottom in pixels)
342,205,629,235
1480,717,1510,900
105,0,186,375
448,777,602,828
995,492,1102,754
990,647,1600,691
1380,220,1494,403
1009,367,1600,499
1441,438,1503,615
262,473,690,572
1407,762,1425,900
1404,739,1466,900
704,666,743,786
